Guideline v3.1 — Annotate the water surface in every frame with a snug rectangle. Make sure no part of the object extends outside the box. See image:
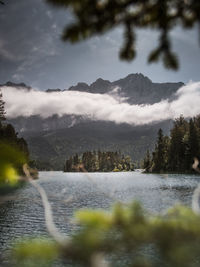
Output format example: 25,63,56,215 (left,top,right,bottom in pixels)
0,171,200,258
